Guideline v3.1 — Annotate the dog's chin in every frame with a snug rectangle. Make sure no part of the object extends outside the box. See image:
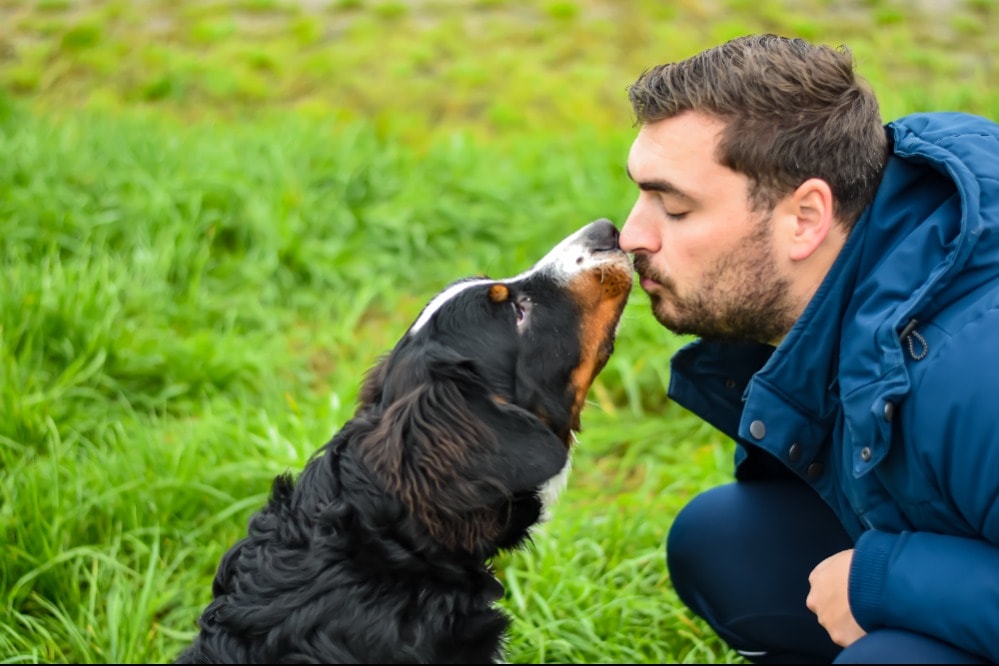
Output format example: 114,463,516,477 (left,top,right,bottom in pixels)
537,435,575,523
